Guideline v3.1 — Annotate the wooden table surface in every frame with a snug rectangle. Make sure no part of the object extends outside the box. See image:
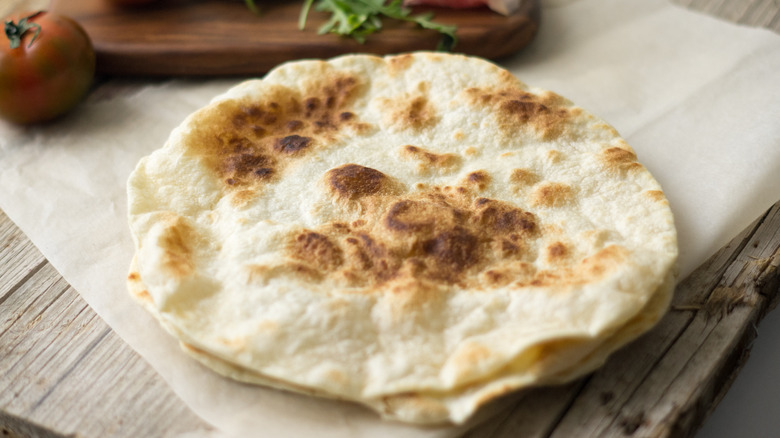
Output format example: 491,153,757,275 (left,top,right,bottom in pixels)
1,1,779,437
